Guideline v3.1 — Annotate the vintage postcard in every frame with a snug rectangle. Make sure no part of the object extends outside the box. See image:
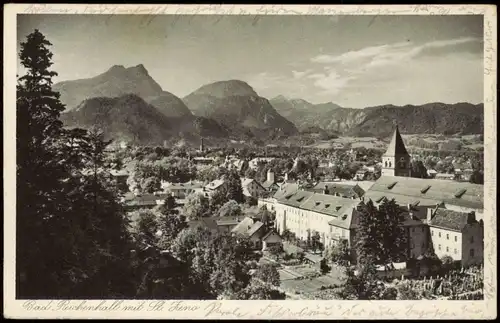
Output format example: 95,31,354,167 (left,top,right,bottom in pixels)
3,3,497,320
